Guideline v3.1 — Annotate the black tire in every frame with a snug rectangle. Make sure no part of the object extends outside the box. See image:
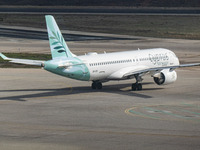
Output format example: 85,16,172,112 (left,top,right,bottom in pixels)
92,82,96,89
137,83,142,91
97,82,102,89
132,84,137,91
132,83,143,91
